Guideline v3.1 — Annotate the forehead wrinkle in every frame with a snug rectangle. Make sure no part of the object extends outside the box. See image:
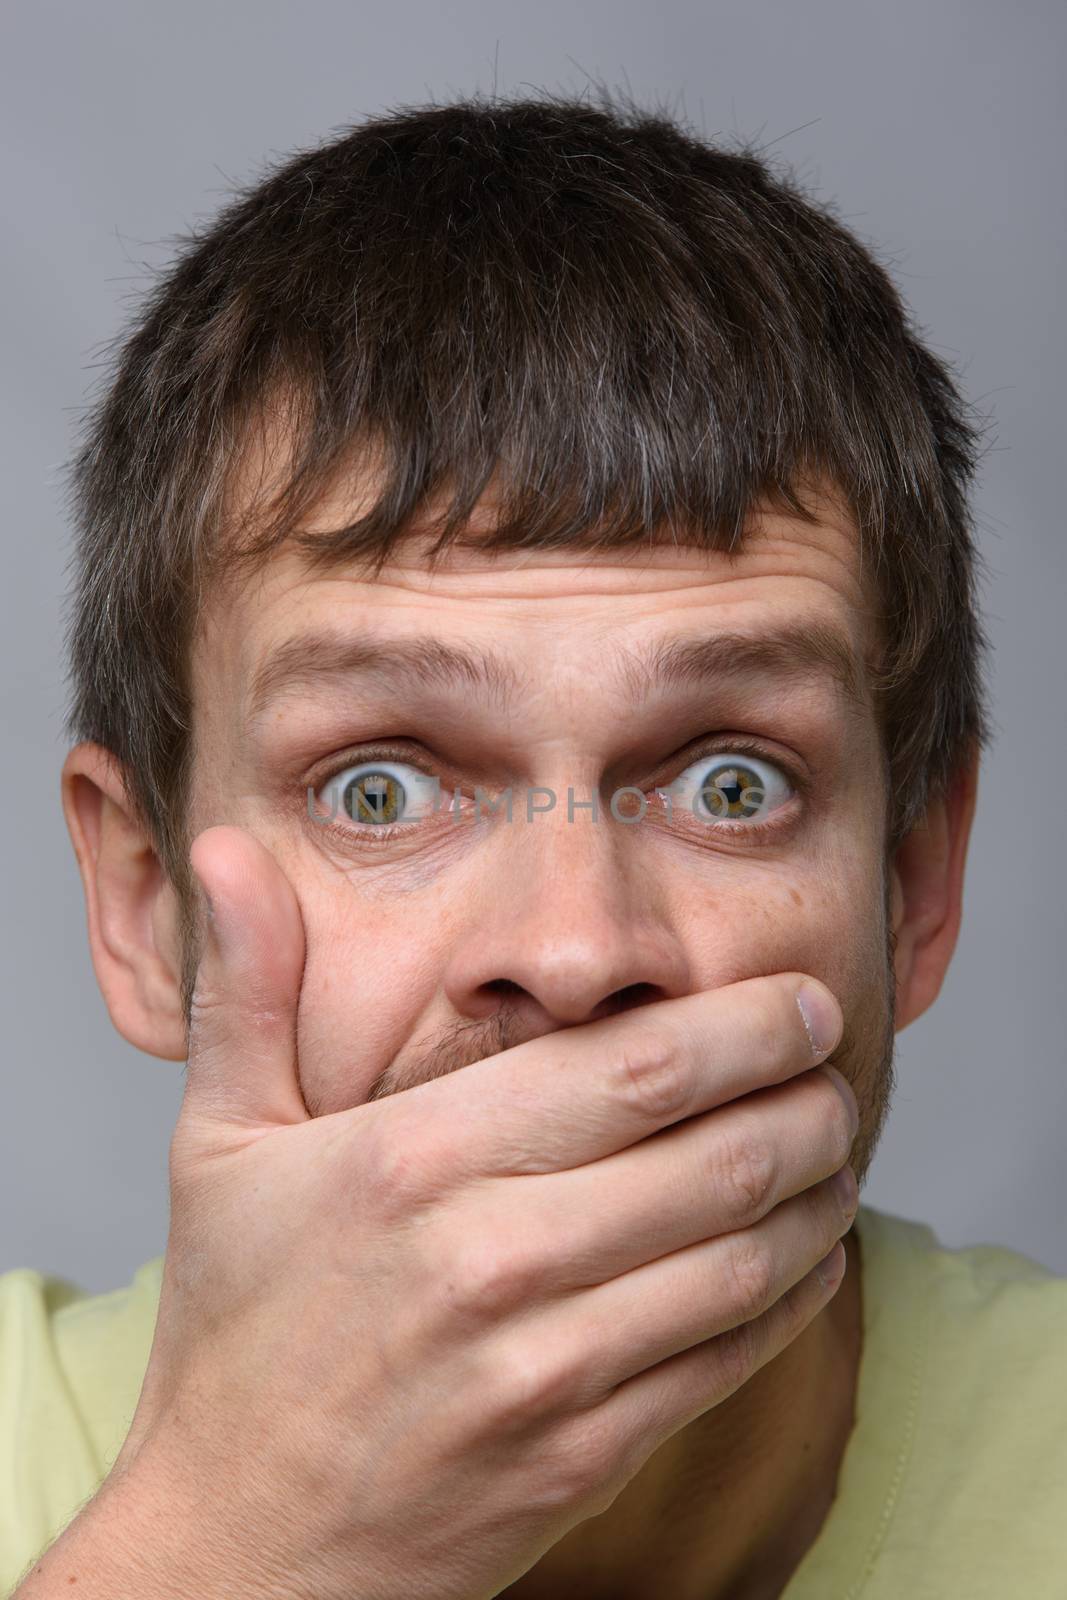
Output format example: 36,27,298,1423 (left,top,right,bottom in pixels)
245,614,871,732
246,629,523,723
609,621,871,720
